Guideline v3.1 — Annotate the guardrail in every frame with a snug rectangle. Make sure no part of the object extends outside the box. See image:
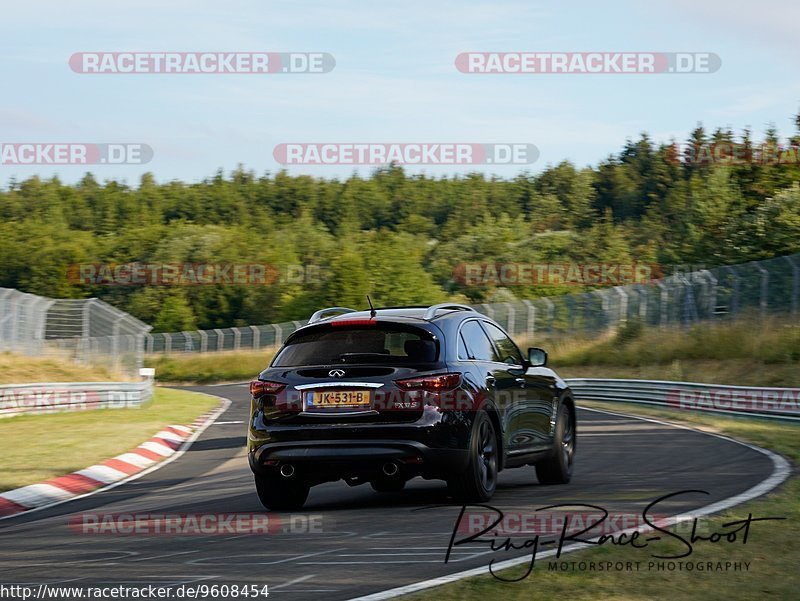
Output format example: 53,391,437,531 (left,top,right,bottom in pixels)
566,378,800,421
0,374,154,419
